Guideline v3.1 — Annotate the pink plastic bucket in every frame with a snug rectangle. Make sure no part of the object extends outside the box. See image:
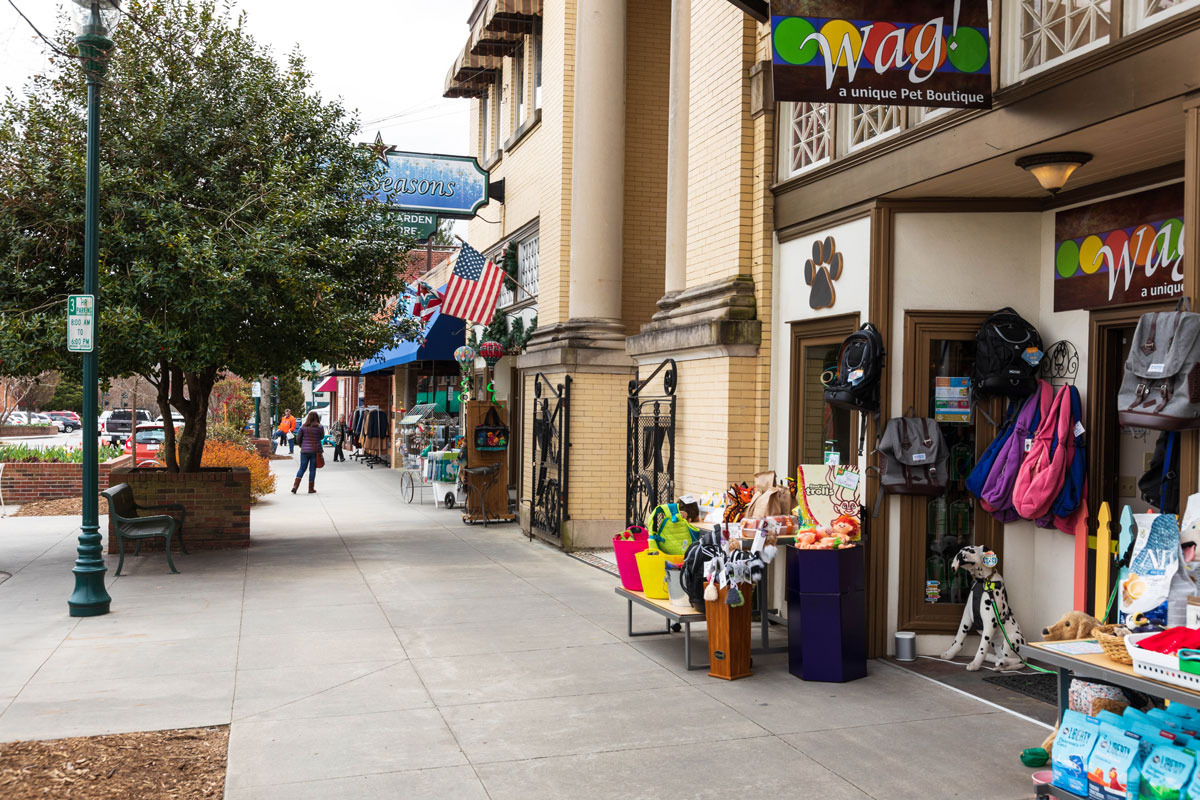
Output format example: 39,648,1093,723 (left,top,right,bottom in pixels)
614,526,650,591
